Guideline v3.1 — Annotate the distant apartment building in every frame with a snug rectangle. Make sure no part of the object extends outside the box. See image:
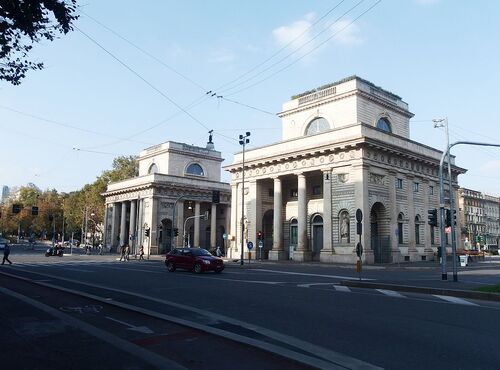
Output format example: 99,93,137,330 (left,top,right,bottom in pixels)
458,188,499,248
0,185,9,203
